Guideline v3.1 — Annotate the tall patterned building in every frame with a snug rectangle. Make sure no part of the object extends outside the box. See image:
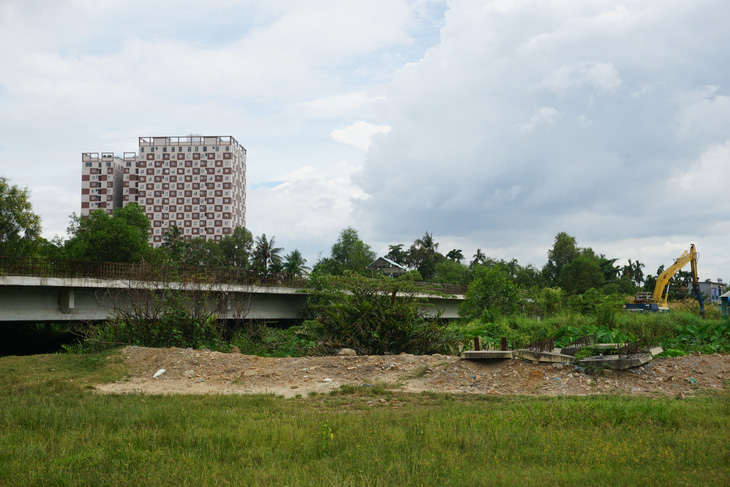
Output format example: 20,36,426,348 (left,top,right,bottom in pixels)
81,135,247,246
